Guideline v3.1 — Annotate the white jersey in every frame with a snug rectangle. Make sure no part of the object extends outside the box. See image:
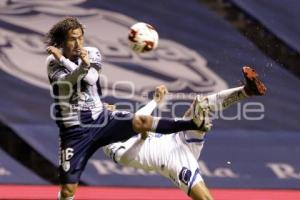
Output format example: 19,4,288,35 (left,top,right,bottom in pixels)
47,47,104,128
103,101,206,195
